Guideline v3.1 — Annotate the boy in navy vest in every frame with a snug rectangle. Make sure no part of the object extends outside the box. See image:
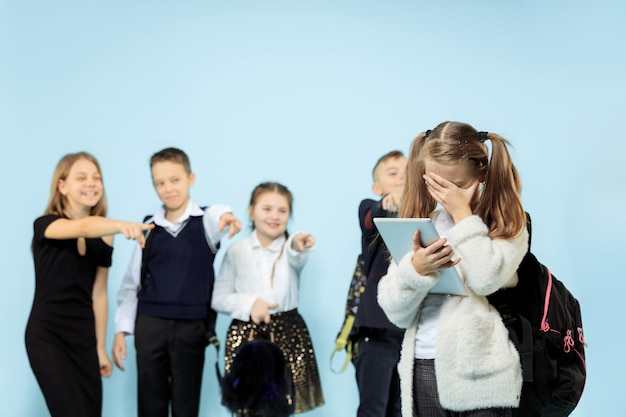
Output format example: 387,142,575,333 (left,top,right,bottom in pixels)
355,150,406,417
112,147,241,417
